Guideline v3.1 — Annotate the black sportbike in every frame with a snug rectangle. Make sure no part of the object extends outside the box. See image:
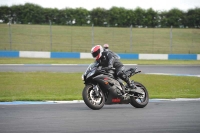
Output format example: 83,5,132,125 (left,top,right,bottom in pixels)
82,62,149,110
